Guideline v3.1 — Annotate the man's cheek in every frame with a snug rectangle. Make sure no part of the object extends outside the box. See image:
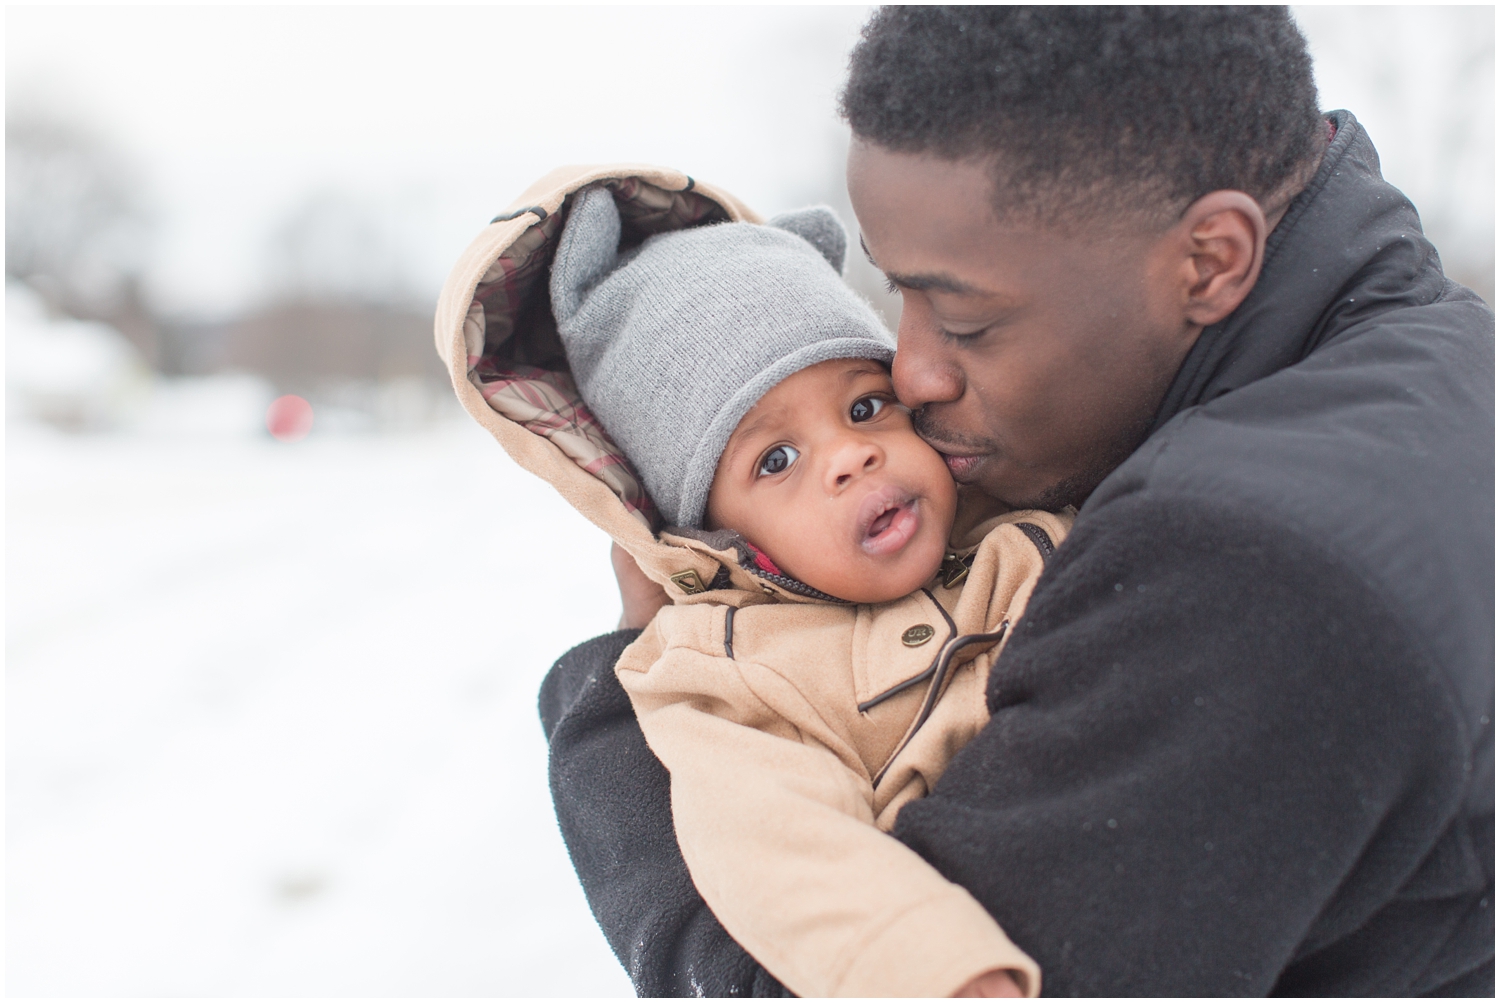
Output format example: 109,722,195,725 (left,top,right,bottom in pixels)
981,374,1049,433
